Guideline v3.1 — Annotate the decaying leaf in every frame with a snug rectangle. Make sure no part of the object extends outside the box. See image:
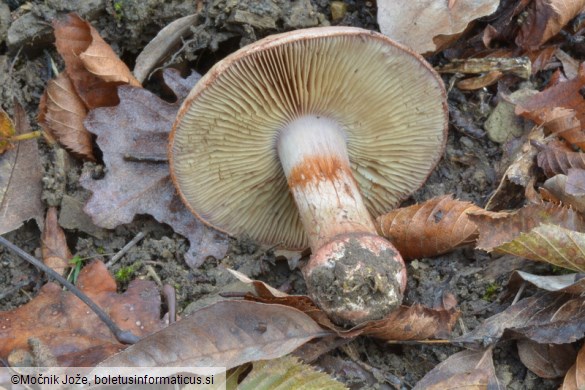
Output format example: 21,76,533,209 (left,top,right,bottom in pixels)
375,195,481,260
0,261,165,366
561,343,585,389
535,141,585,177
0,102,44,234
455,292,585,347
517,339,575,378
0,106,15,154
80,69,228,267
239,355,348,390
53,13,139,109
98,301,328,369
38,72,94,161
230,270,459,341
413,348,503,390
516,0,585,50
516,64,585,149
377,0,500,54
41,207,71,275
542,172,585,213
509,270,585,294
